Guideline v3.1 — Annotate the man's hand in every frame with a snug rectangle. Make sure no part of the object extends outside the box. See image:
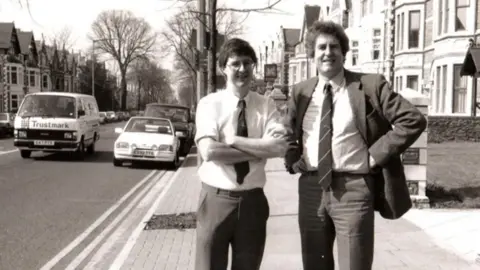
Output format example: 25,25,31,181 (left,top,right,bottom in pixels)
223,133,237,146
292,158,308,174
